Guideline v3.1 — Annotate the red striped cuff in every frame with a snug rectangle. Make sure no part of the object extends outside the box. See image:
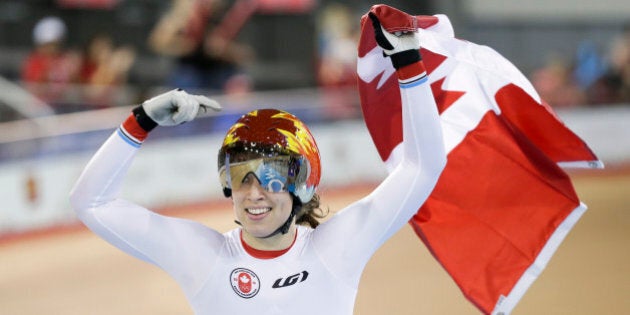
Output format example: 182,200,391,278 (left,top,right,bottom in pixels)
397,61,427,81
122,113,149,142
